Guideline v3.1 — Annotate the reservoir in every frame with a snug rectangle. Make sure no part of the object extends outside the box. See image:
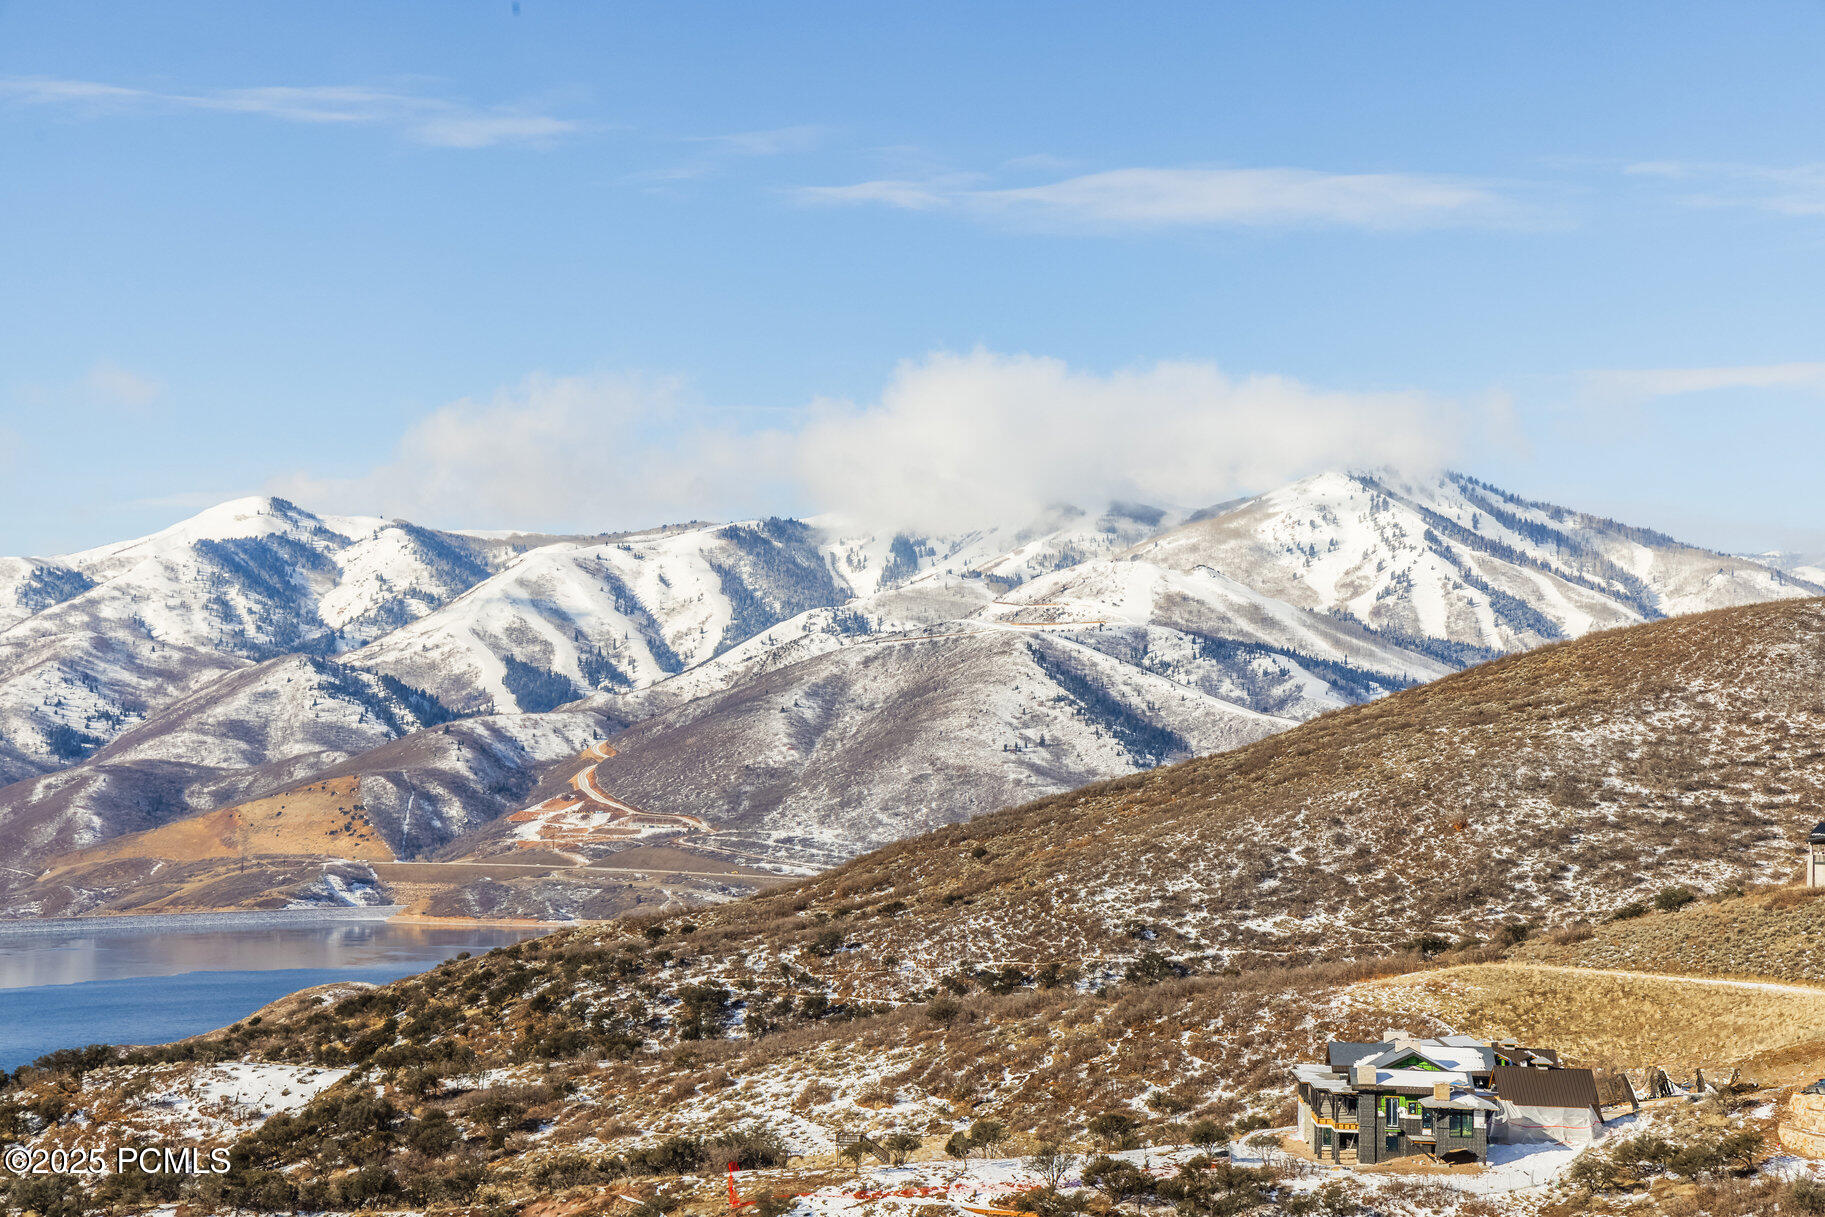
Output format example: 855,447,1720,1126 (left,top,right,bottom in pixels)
0,910,550,1071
